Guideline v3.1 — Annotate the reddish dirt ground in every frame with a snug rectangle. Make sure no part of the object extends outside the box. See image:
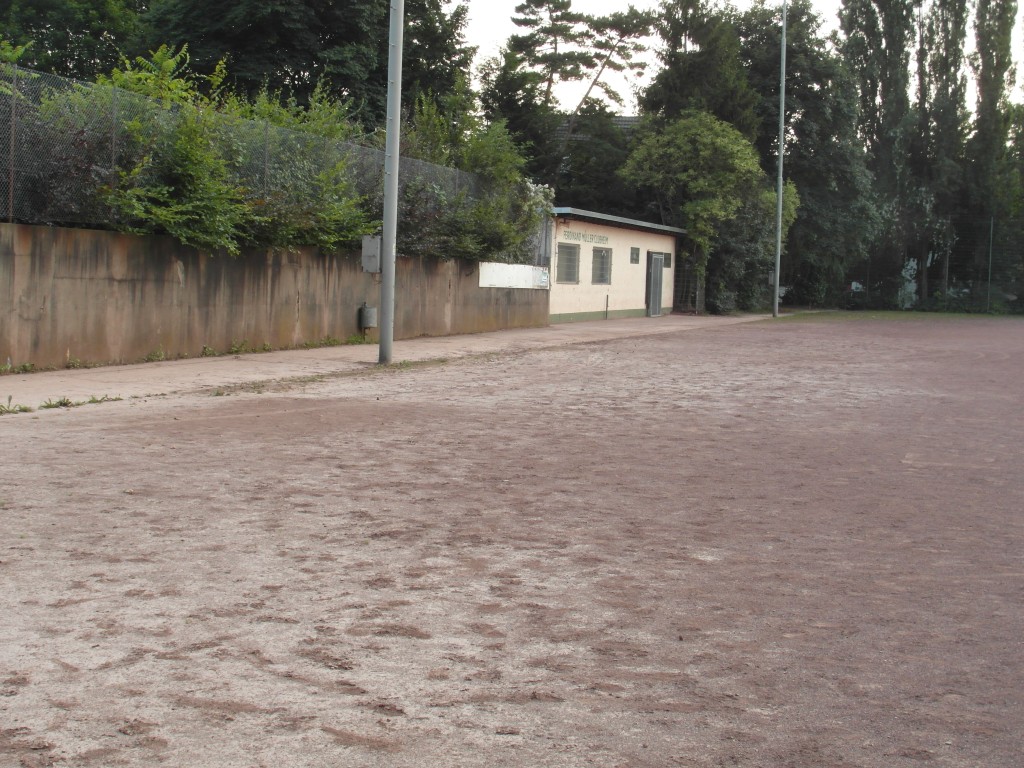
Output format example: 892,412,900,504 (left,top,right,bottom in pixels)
1,314,1022,768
